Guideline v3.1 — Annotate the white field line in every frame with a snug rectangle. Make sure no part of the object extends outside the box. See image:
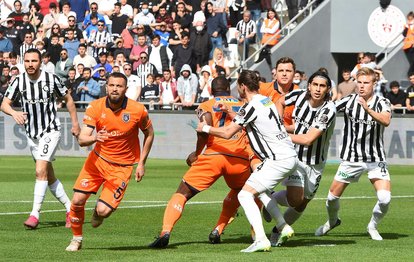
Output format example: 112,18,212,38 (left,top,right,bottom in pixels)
0,195,413,216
